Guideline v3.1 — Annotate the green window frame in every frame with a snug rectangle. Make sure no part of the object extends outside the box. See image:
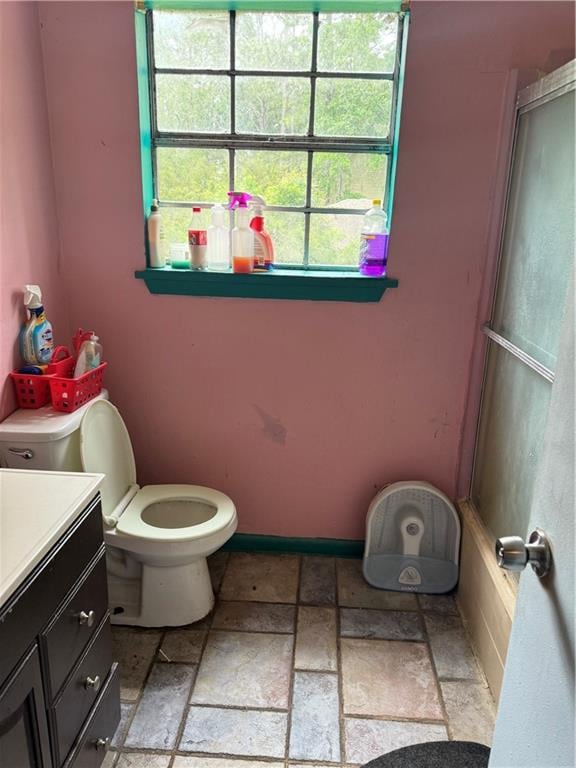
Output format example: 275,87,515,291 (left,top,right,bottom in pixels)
135,1,409,301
